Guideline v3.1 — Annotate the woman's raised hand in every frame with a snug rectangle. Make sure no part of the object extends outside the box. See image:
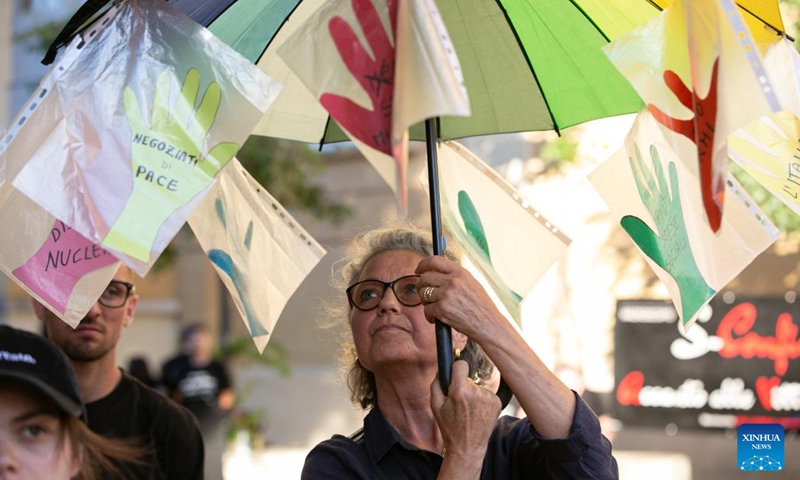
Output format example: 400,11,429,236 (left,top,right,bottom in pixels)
415,255,502,342
430,360,501,465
